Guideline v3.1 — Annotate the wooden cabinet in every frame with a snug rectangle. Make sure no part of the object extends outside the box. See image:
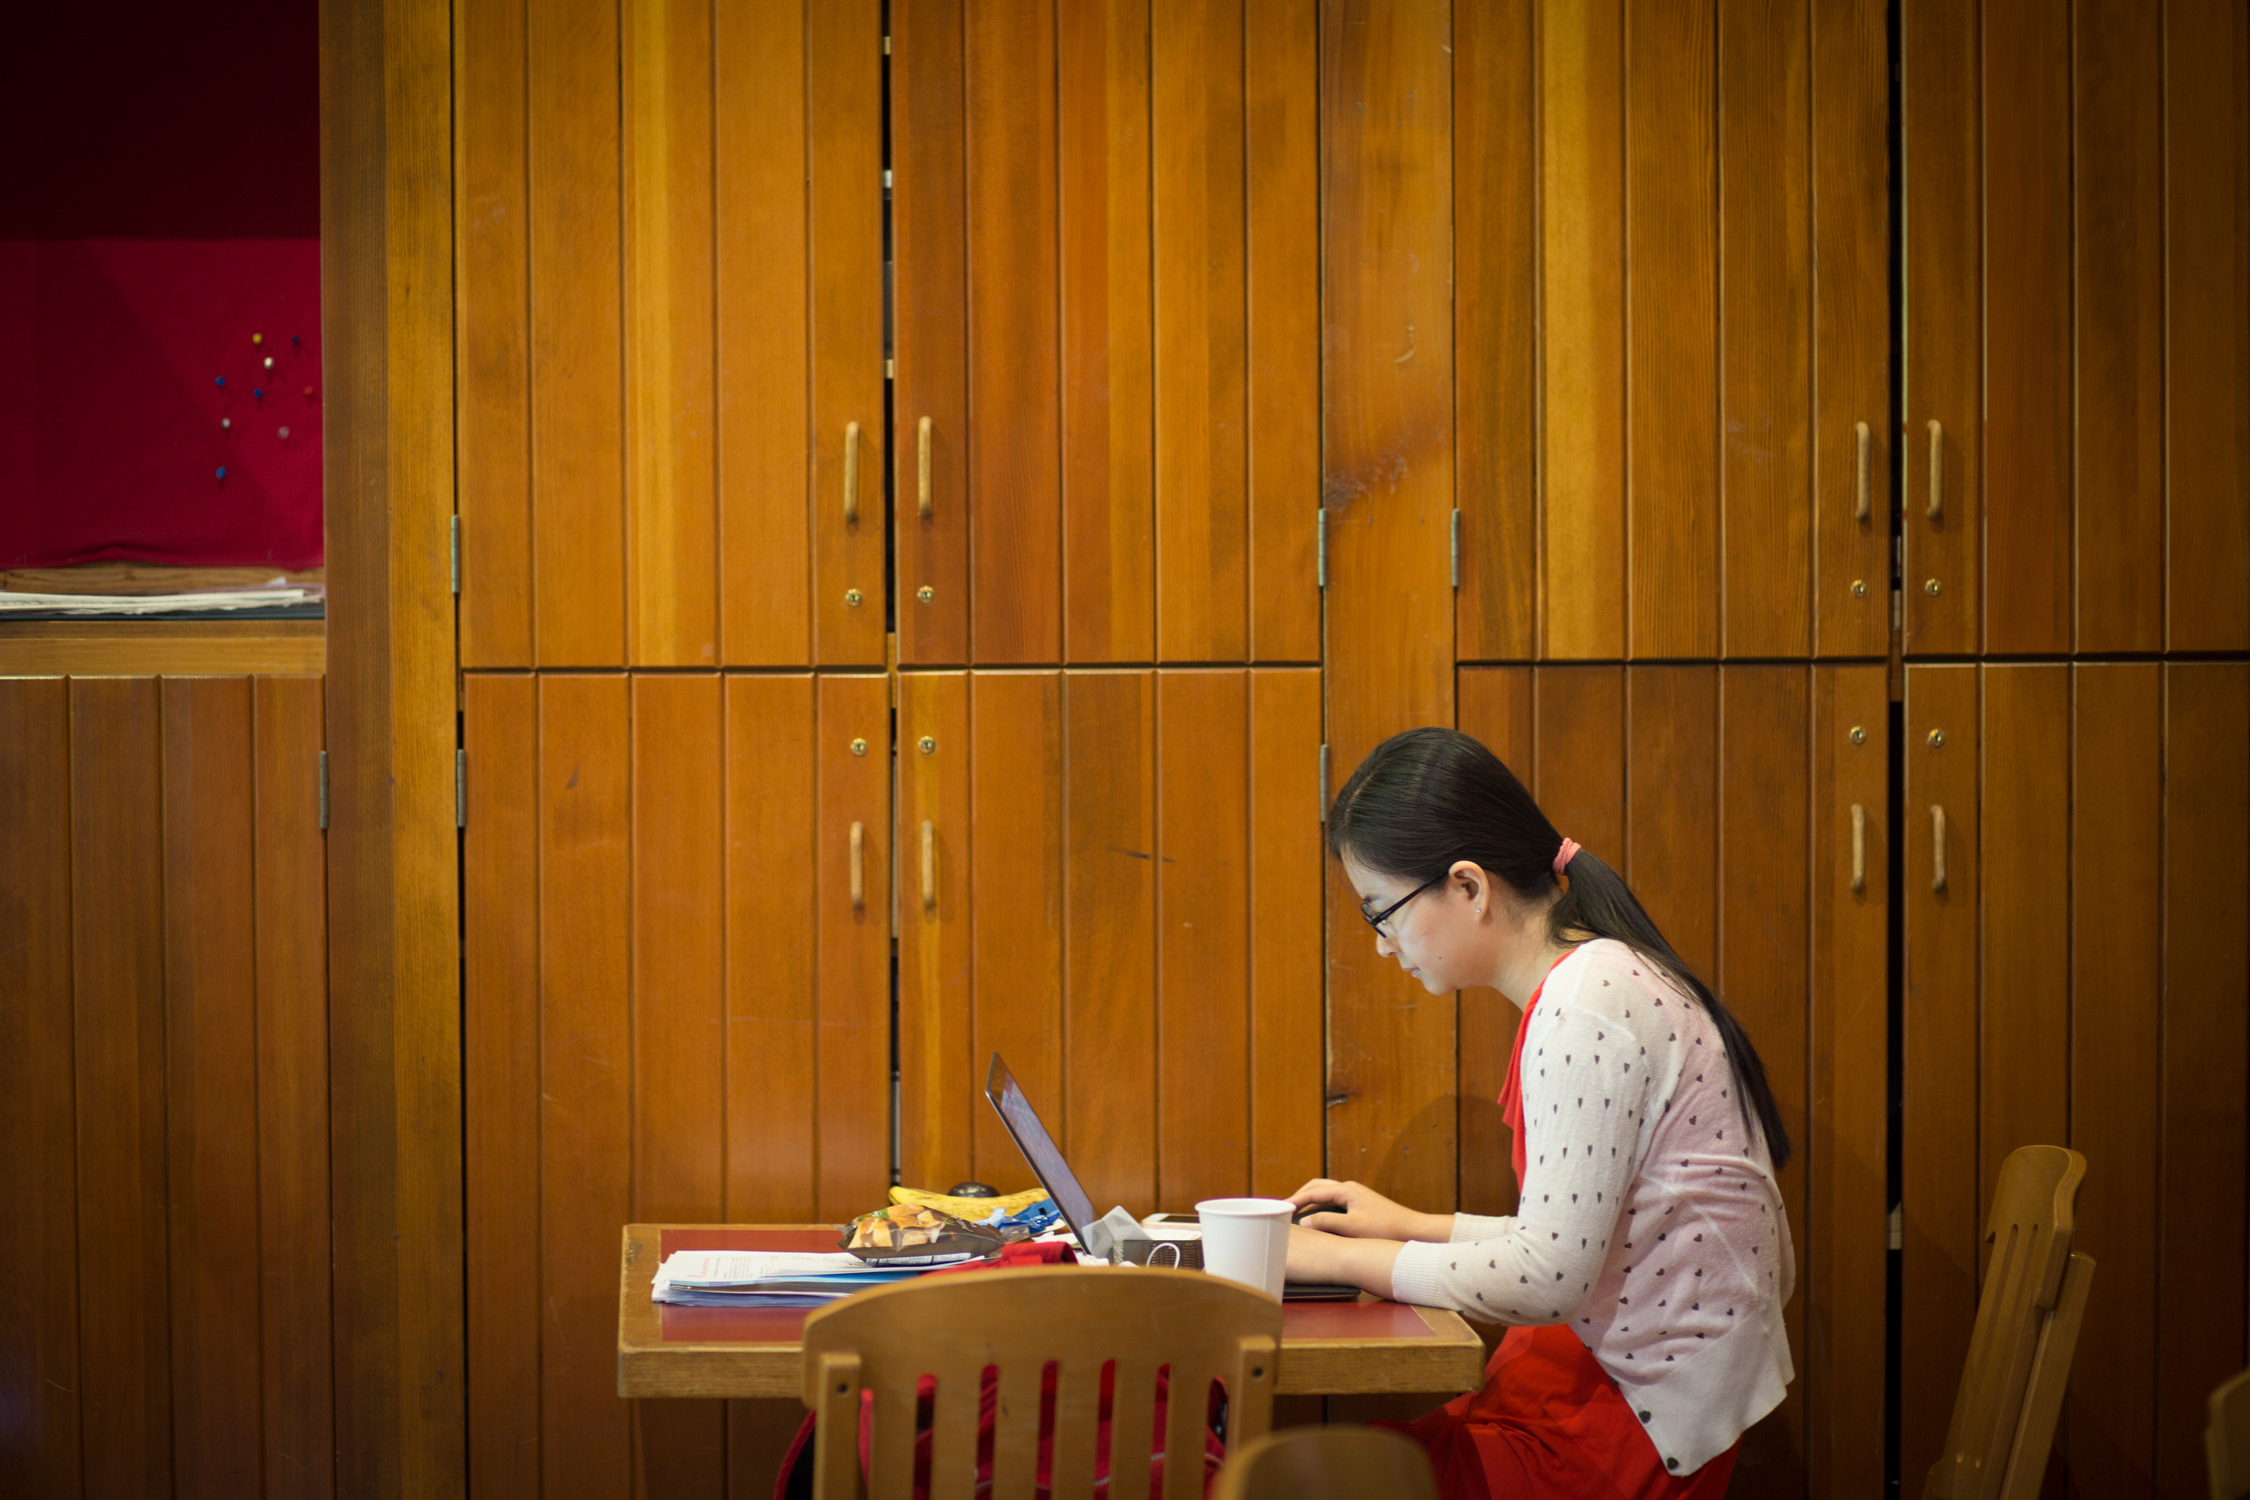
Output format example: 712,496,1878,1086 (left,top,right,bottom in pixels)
897,668,1326,1209
1453,0,1890,663
1899,663,2250,1493
1903,0,2250,655
1451,663,1888,1500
